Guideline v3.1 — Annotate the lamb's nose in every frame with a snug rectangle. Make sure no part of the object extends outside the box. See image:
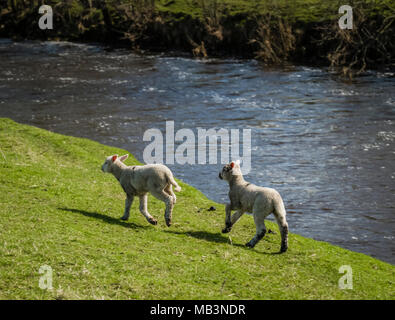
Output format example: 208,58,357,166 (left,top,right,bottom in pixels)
218,173,222,180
